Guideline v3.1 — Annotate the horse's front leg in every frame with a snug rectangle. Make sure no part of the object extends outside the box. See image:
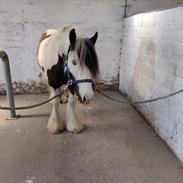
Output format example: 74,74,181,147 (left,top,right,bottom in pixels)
65,93,83,133
47,87,65,134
